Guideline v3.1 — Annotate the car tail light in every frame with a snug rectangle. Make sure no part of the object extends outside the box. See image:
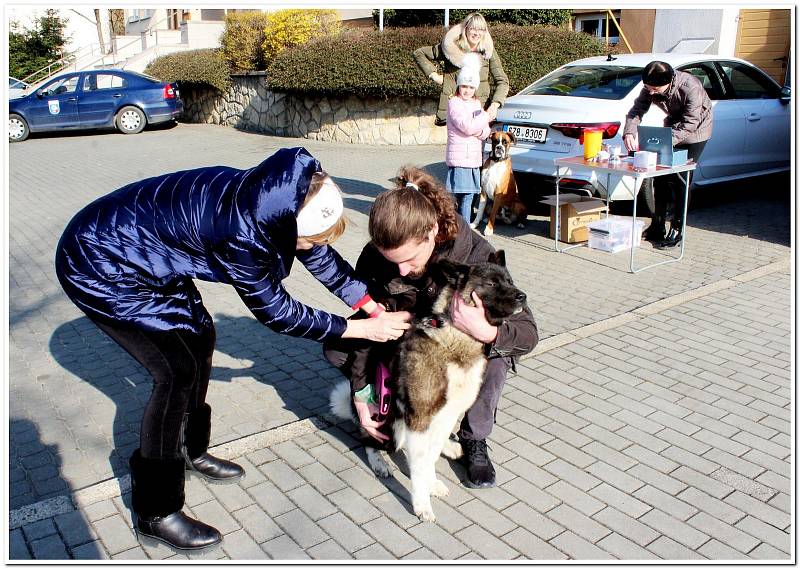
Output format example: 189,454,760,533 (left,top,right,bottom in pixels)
163,84,176,99
550,122,620,140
